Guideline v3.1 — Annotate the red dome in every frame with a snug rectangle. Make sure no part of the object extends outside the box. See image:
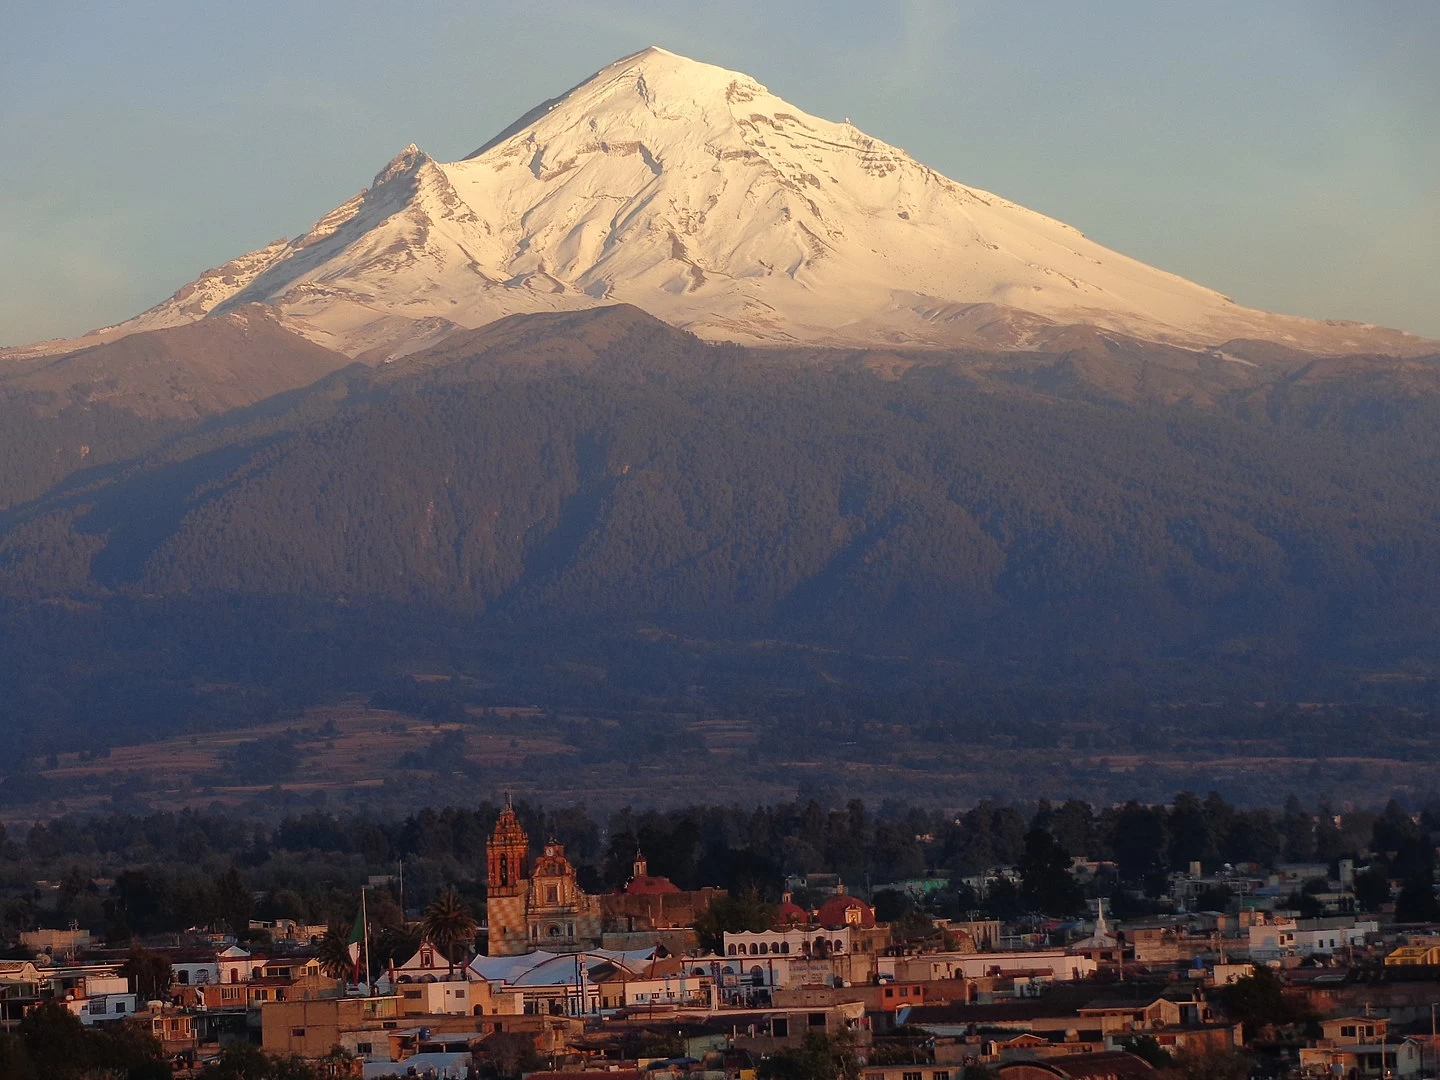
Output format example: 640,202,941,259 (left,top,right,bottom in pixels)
816,895,875,929
625,875,681,895
774,901,810,927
